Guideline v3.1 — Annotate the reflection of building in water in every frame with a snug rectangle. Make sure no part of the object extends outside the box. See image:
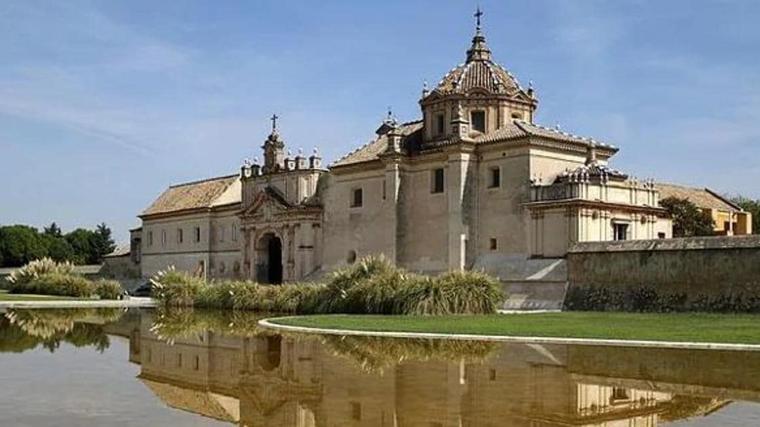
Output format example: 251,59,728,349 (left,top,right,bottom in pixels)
128,315,715,427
